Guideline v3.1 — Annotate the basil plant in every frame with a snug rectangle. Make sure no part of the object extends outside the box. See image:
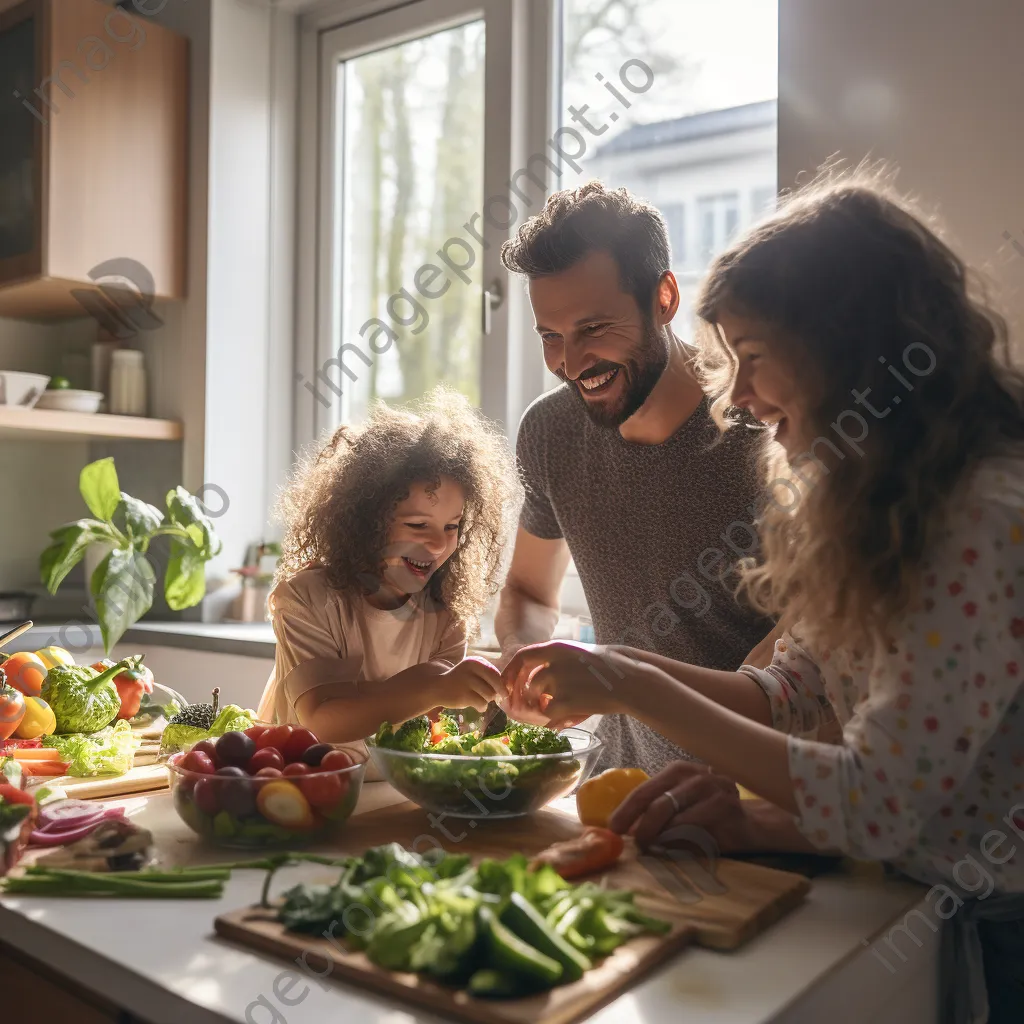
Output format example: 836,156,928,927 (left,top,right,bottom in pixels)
40,458,222,653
